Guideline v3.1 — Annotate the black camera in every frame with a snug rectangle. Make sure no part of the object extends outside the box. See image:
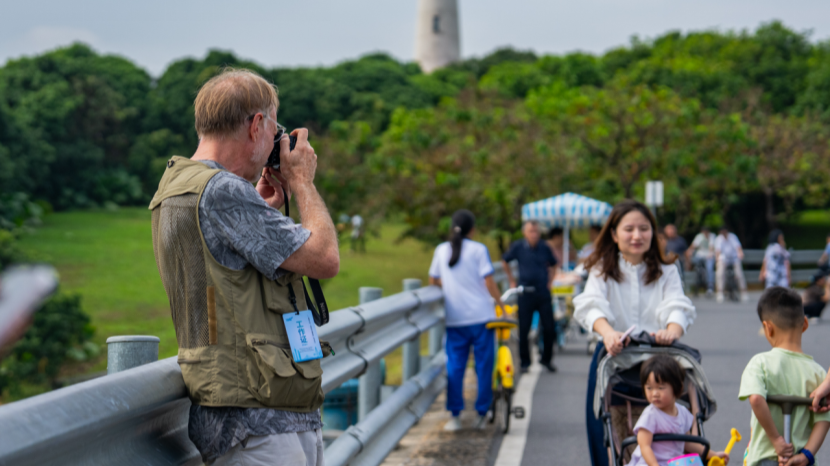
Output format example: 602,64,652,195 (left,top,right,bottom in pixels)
265,124,297,169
